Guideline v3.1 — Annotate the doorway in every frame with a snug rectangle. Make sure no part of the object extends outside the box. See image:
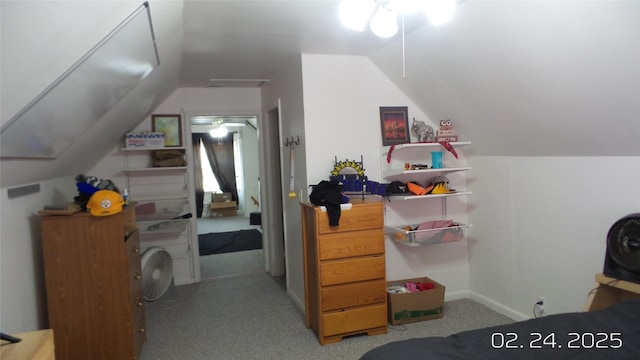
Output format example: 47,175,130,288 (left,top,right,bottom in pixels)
189,115,262,279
